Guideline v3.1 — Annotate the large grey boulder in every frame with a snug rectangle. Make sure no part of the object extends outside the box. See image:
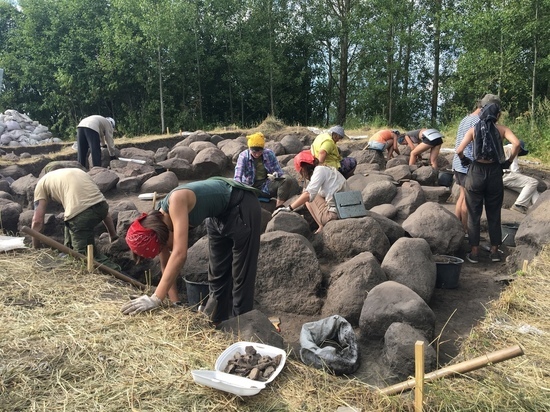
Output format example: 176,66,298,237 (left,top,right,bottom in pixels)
362,180,398,209
280,135,304,154
192,147,228,179
384,164,412,181
119,147,156,164
265,211,311,239
182,236,209,275
386,156,409,169
321,252,387,326
509,192,550,268
140,171,179,194
350,149,385,170
167,145,196,163
391,180,426,221
381,237,436,303
346,174,369,192
217,140,247,164
0,198,22,234
89,168,119,193
359,281,436,340
256,231,323,316
265,141,285,156
383,322,437,381
10,173,38,208
412,166,438,186
320,216,390,262
189,141,217,153
402,202,464,255
157,158,194,180
219,309,284,349
363,210,405,244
